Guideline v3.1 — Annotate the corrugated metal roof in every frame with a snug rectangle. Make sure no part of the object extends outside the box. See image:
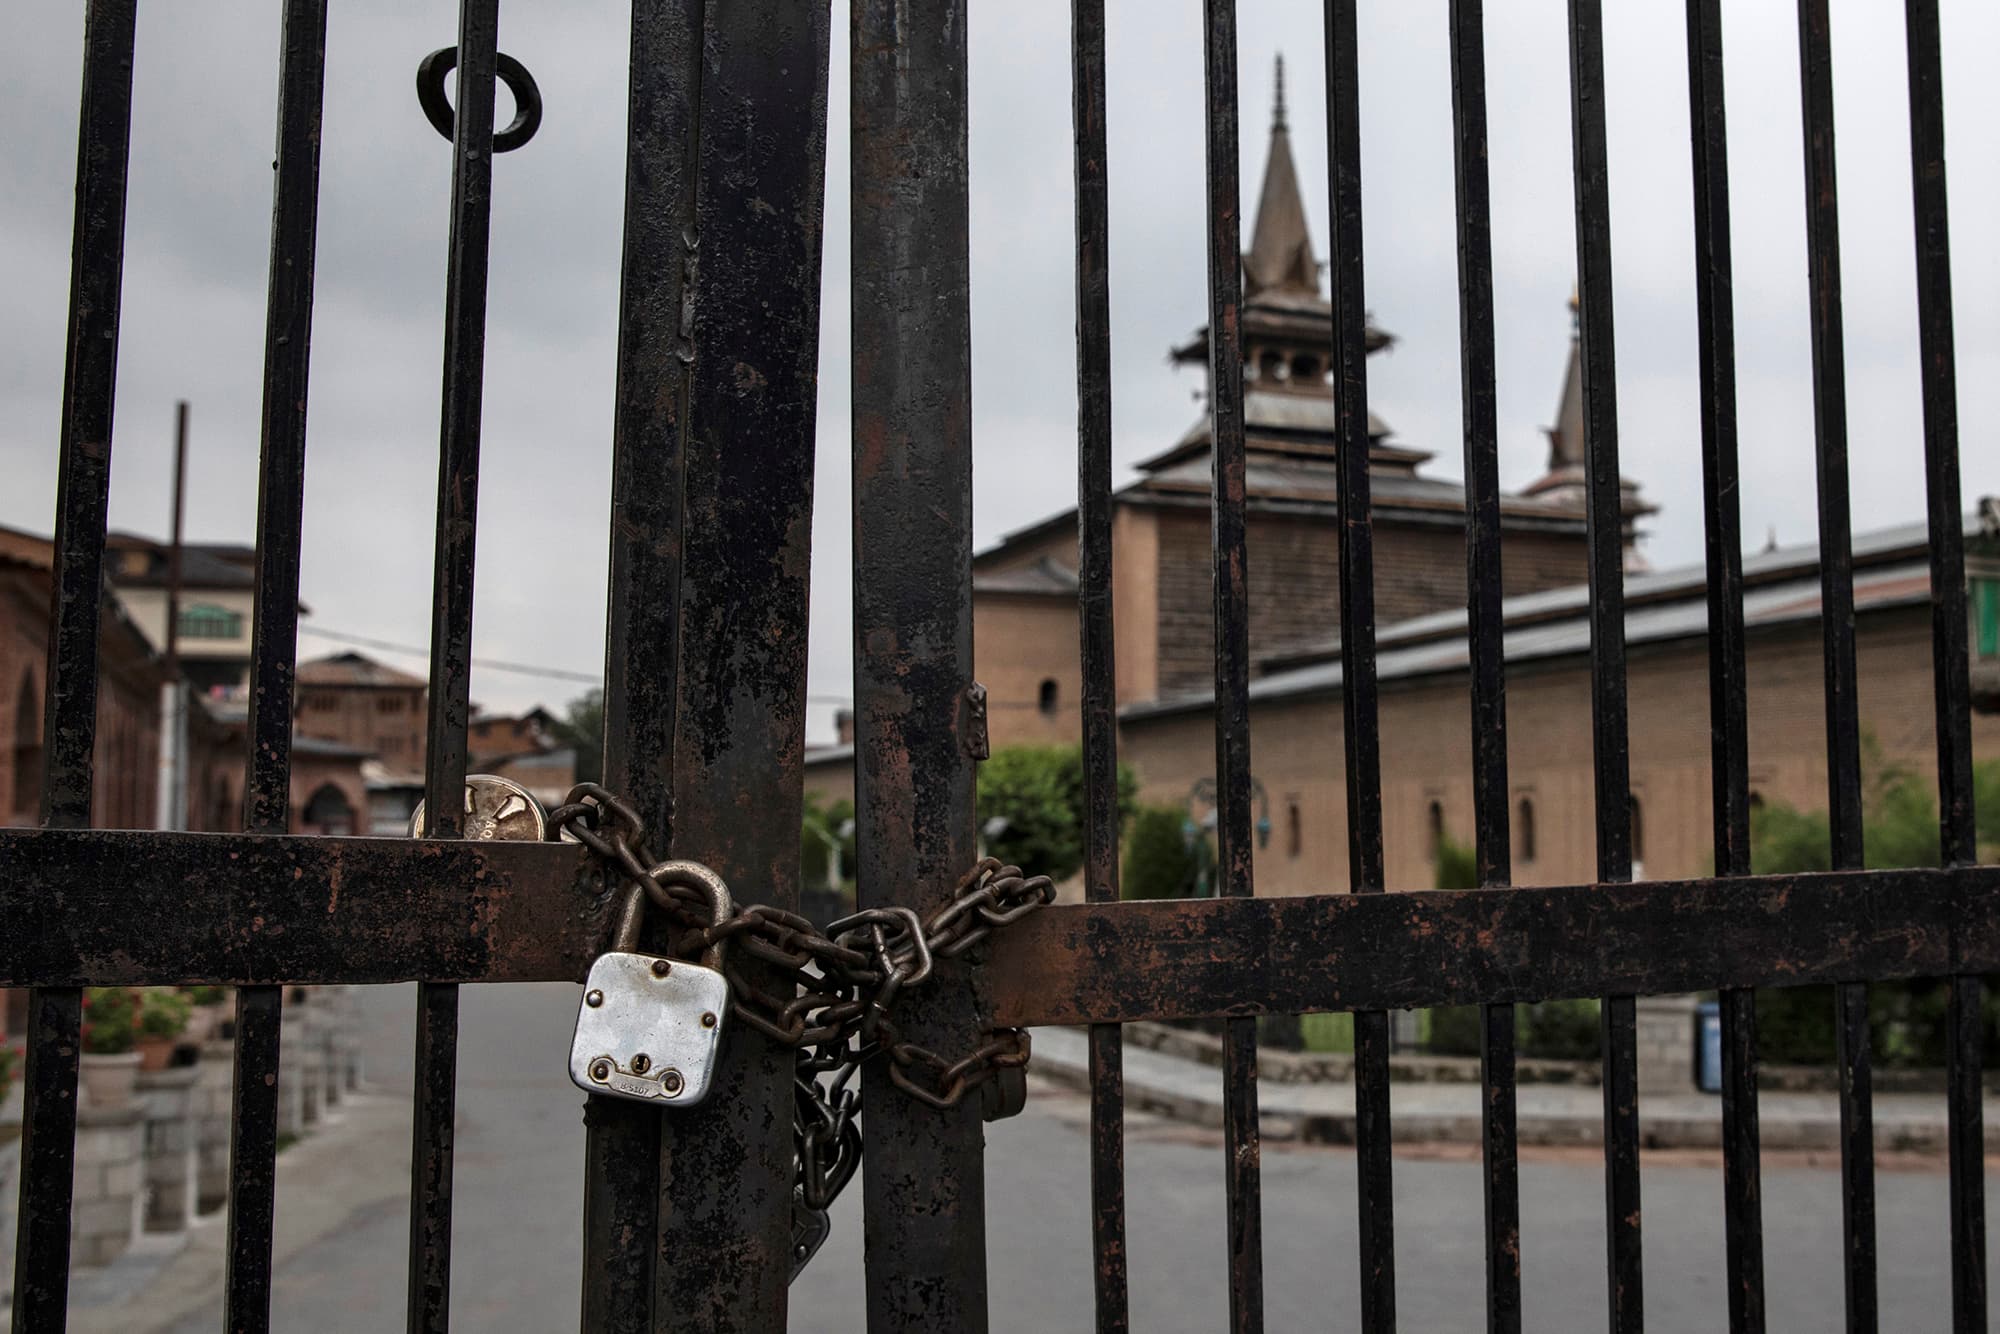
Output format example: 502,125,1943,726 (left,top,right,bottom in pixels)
972,557,1079,597
1124,545,1939,723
